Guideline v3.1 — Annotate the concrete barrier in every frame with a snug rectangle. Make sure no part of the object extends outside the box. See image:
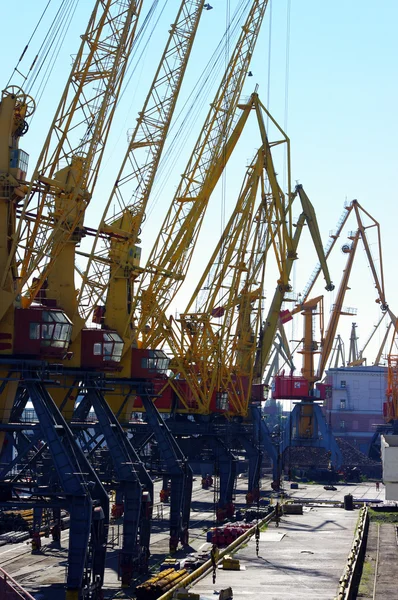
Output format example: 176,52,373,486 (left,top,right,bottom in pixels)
282,504,303,515
336,506,369,600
